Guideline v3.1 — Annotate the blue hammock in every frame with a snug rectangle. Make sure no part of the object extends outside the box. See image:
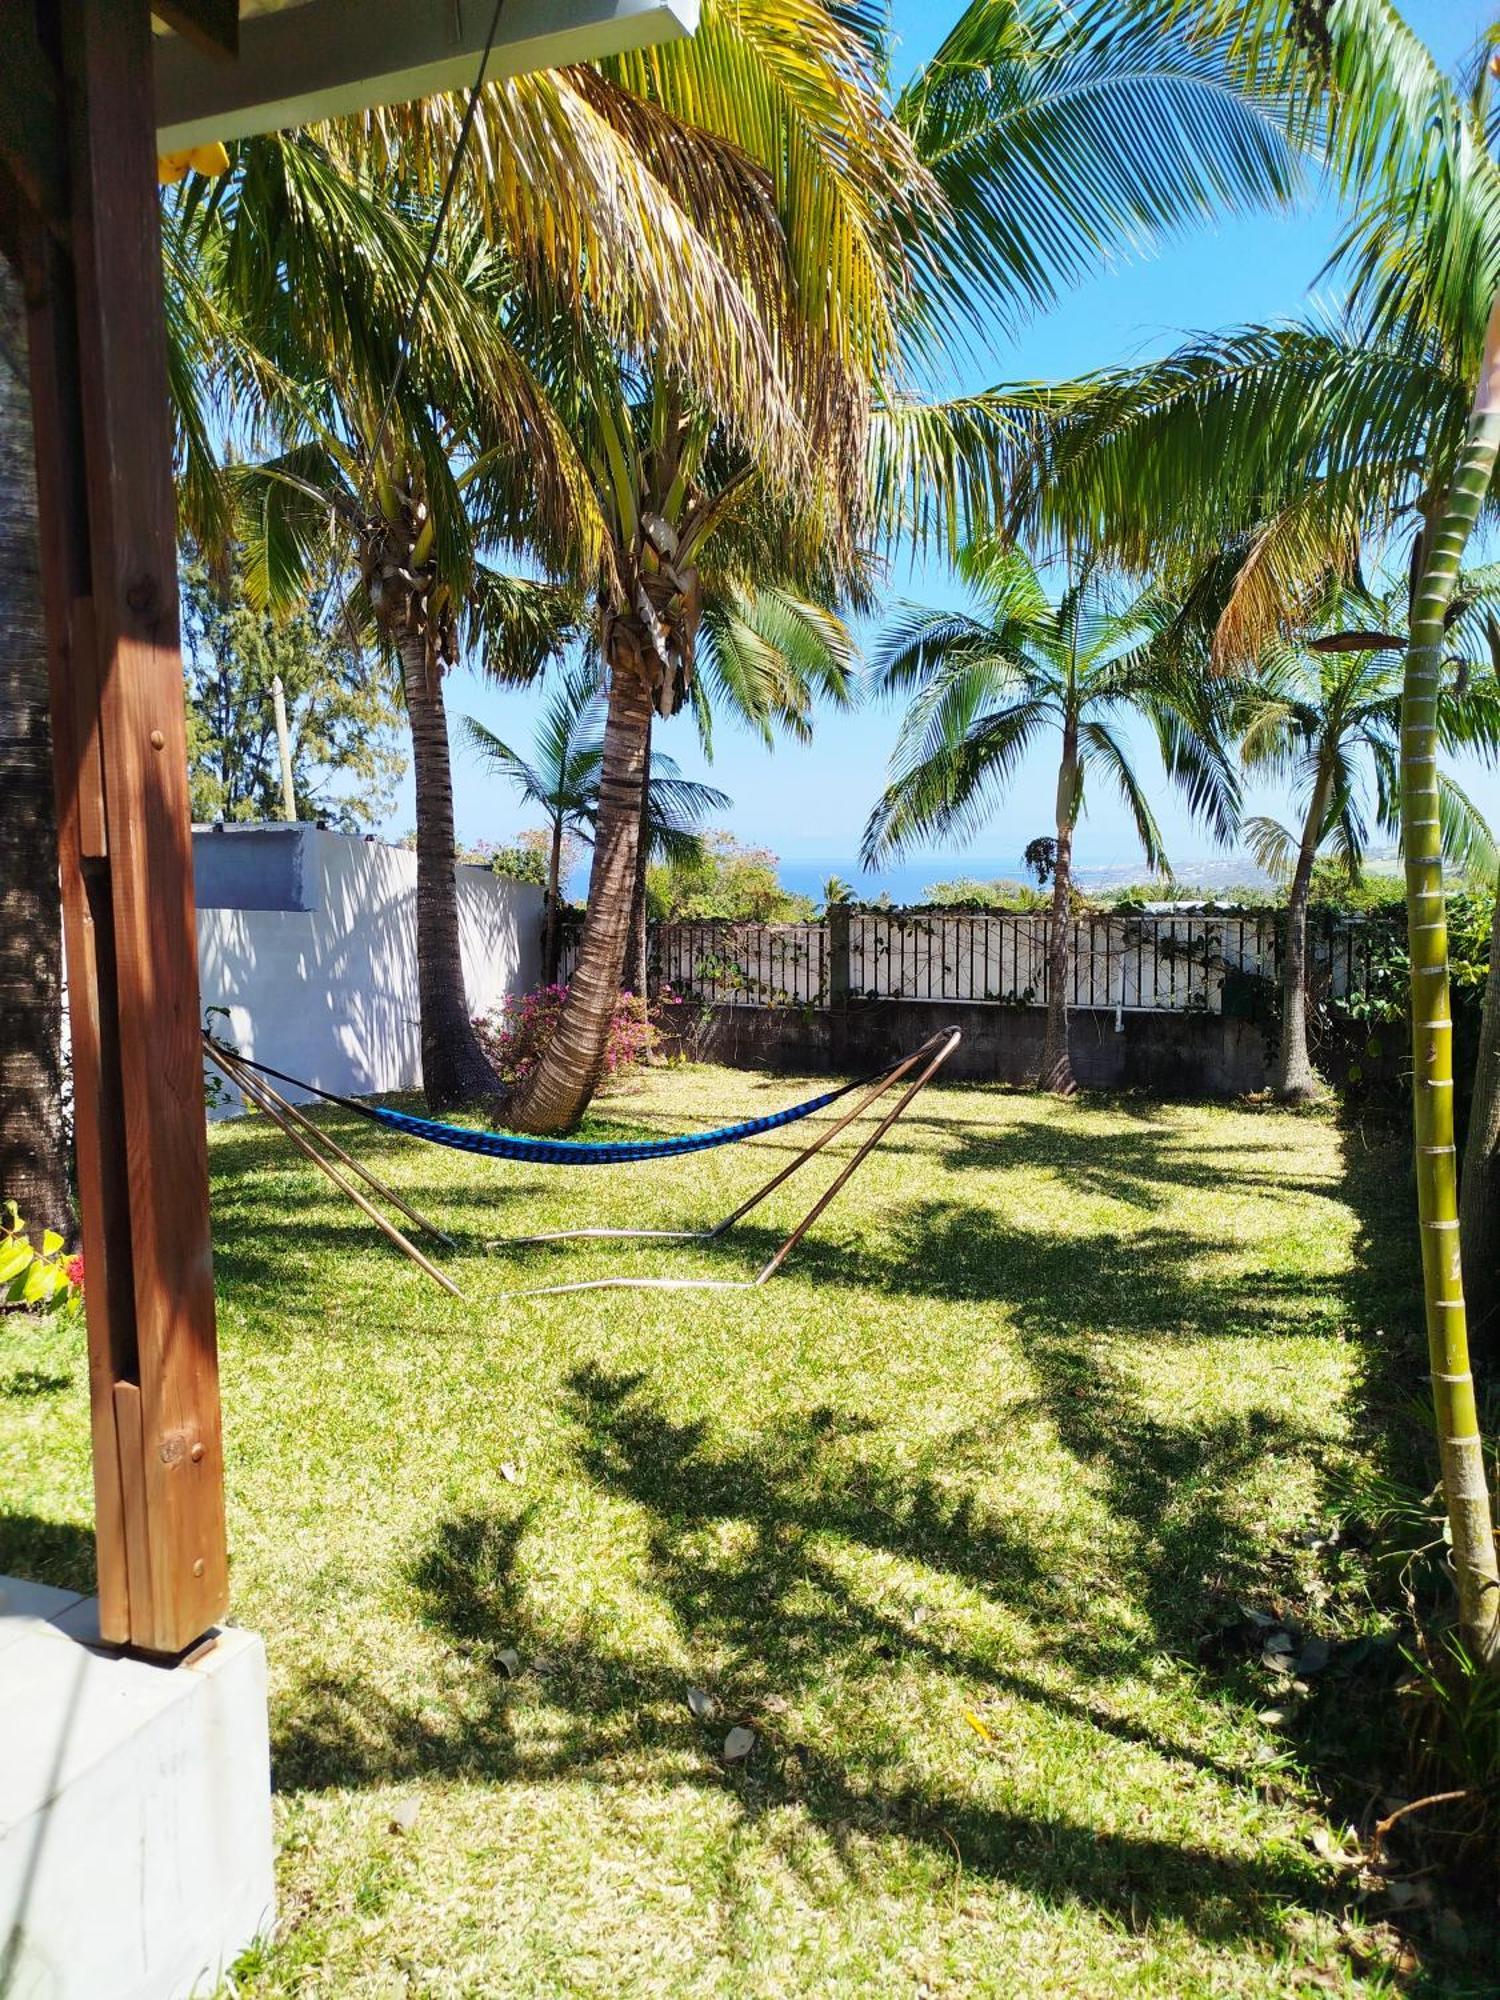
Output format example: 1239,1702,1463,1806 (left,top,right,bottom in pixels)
365,1090,846,1166
217,1045,856,1167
